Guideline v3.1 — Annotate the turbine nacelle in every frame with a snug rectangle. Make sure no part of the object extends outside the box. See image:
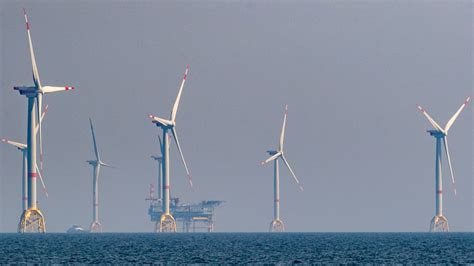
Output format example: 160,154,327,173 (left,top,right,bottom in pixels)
151,155,163,161
14,86,38,96
87,160,99,166
427,130,446,138
267,150,279,156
